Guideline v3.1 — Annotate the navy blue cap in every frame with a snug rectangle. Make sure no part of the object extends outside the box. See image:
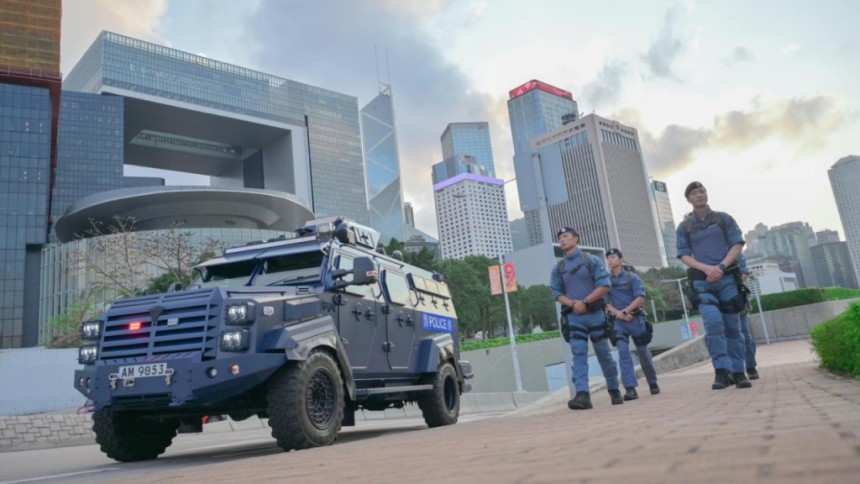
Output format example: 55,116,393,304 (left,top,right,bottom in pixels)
685,181,705,198
556,227,579,238
606,248,623,258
